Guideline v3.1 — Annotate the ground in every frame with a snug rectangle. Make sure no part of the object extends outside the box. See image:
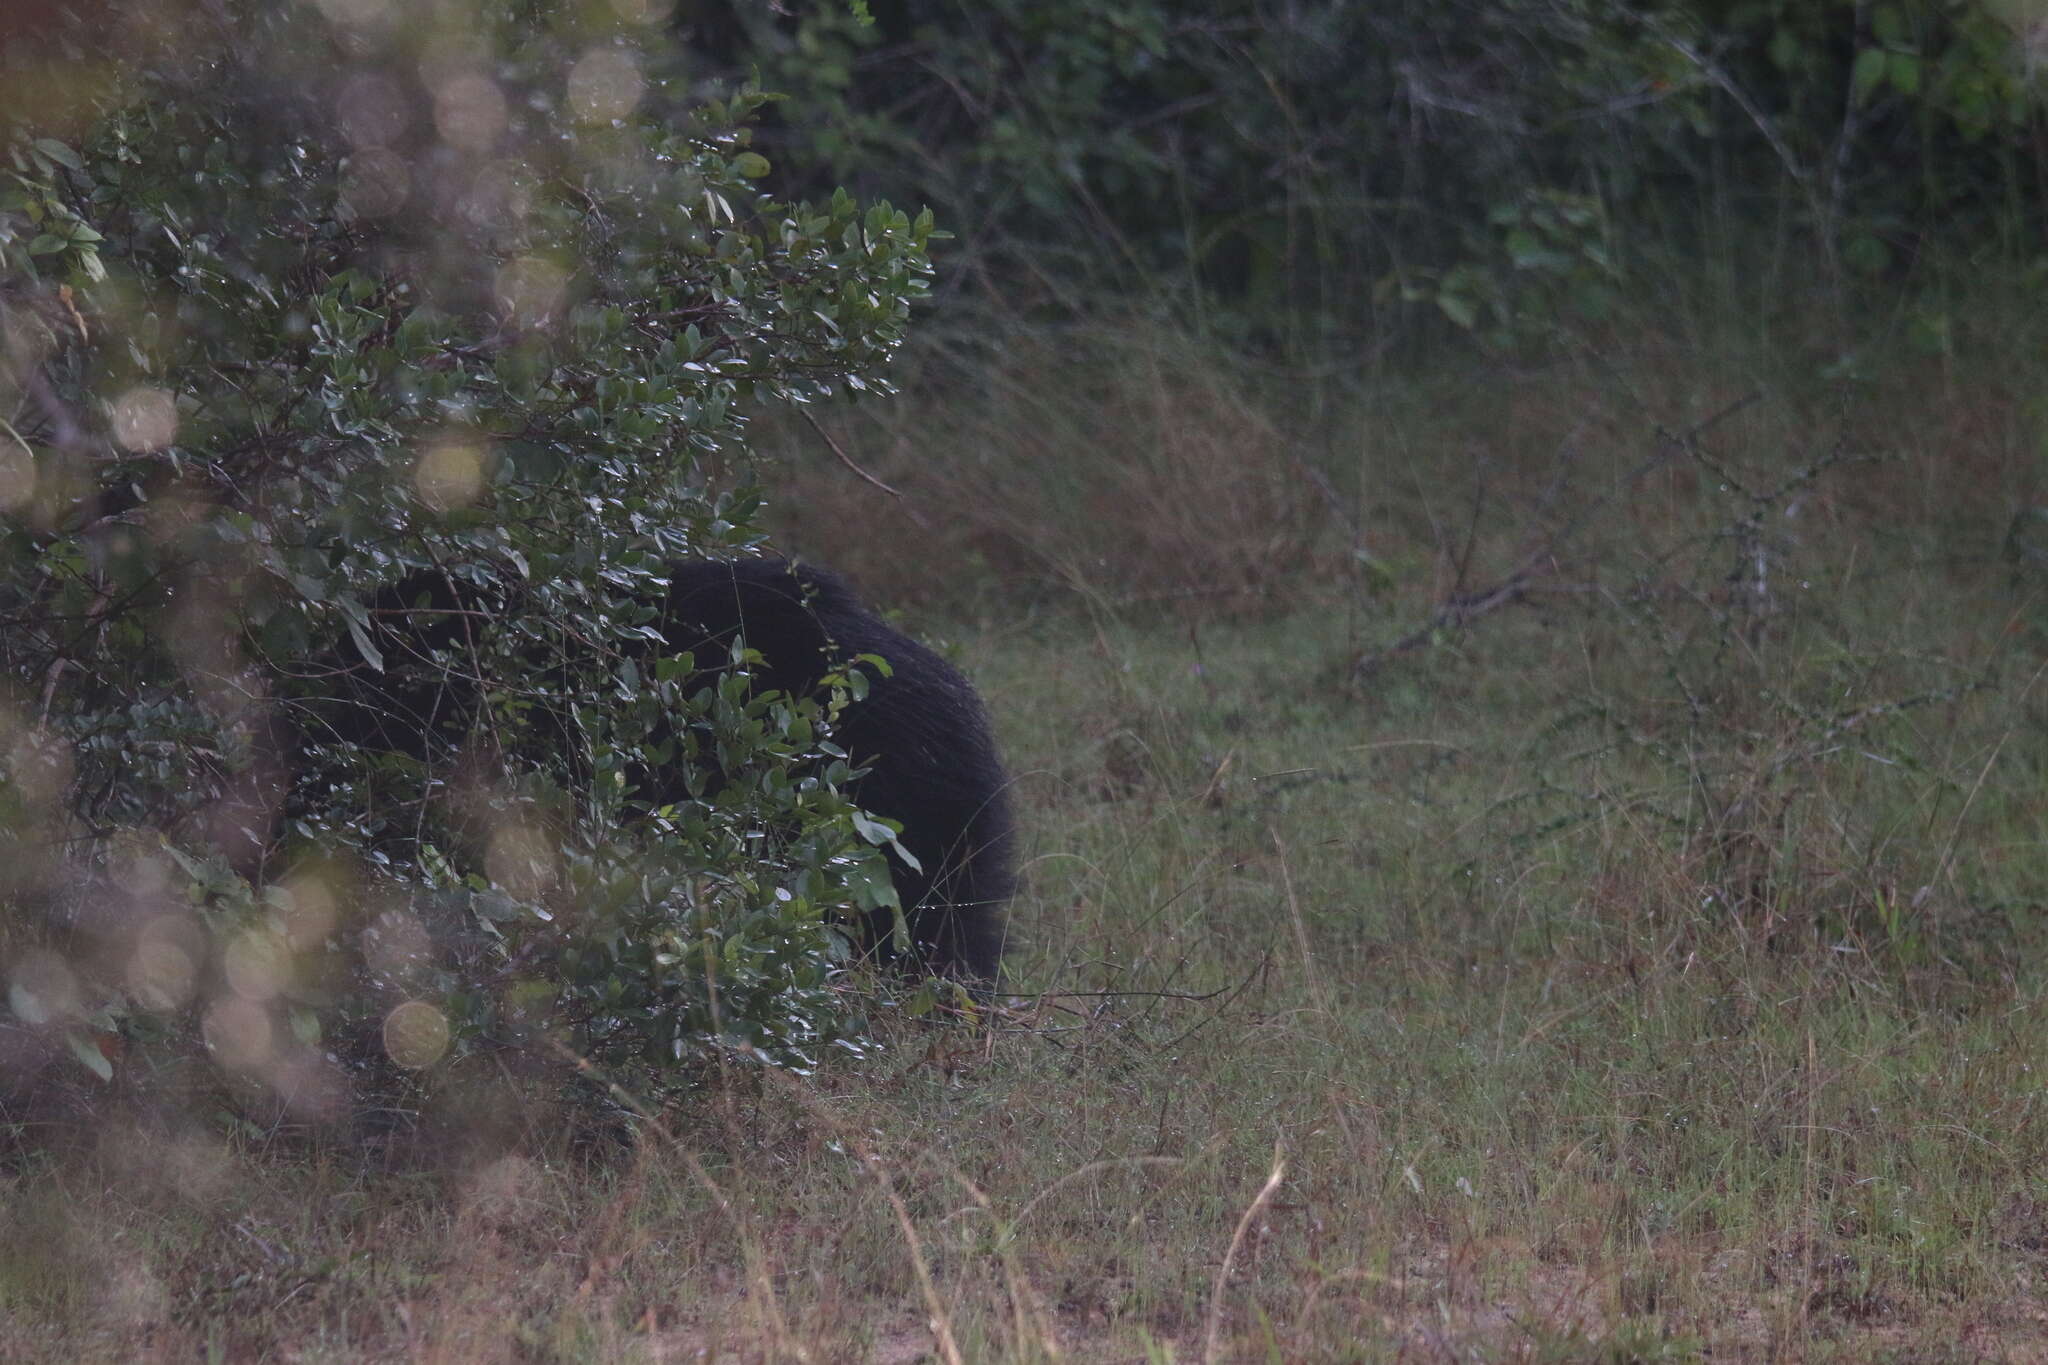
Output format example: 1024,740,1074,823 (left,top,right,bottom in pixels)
10,315,2048,1361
